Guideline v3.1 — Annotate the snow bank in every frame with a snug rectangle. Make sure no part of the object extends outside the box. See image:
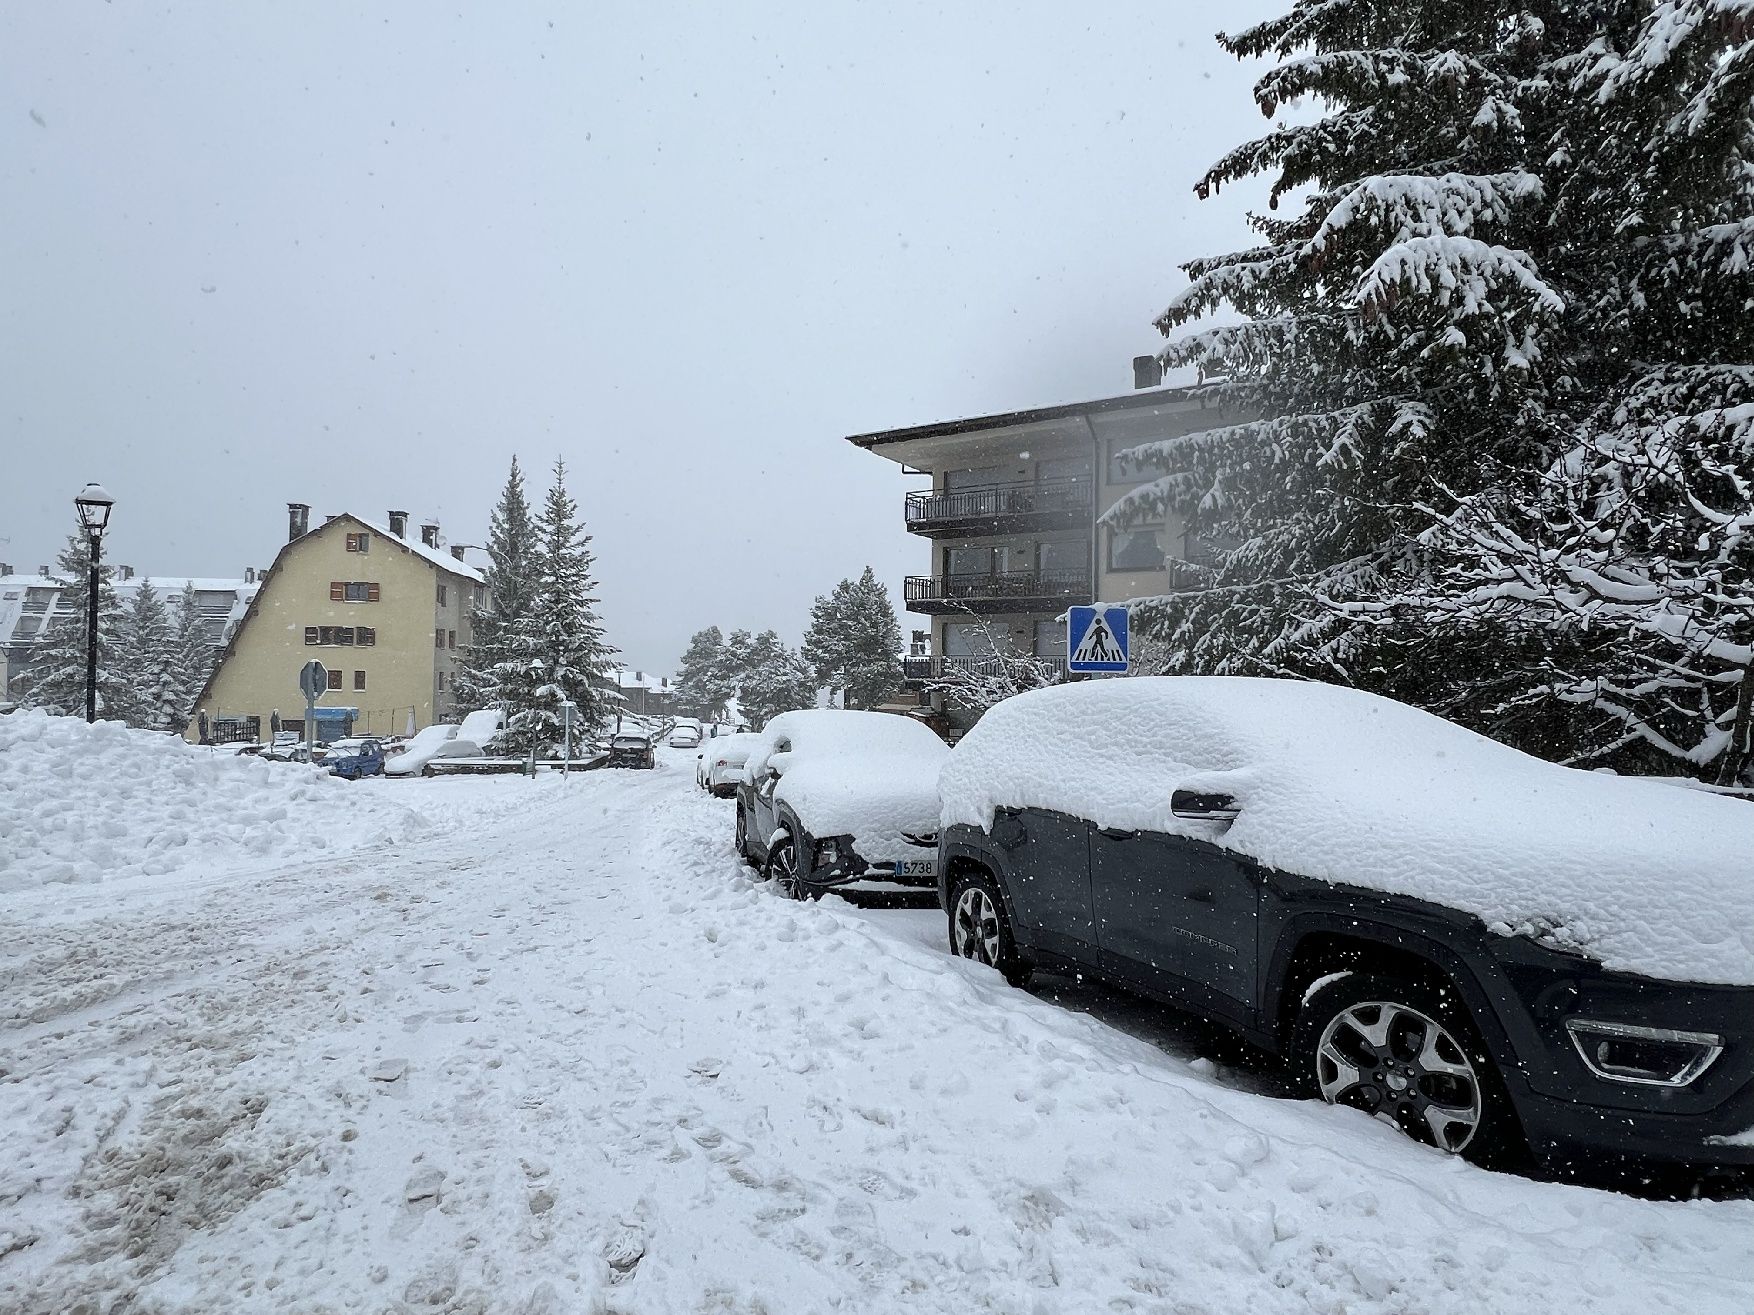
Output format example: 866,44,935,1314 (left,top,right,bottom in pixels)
0,711,441,892
748,710,946,859
940,677,1754,985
